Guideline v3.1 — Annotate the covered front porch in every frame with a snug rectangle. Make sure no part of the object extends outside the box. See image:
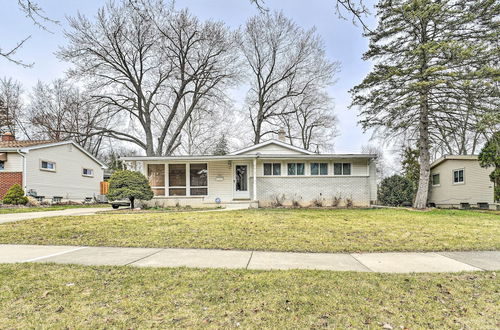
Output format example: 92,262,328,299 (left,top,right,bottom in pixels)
124,156,259,208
